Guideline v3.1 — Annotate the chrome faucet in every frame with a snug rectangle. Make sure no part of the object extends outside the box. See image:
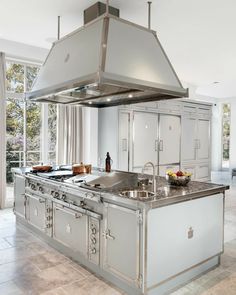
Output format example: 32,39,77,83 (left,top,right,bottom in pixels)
142,162,157,193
